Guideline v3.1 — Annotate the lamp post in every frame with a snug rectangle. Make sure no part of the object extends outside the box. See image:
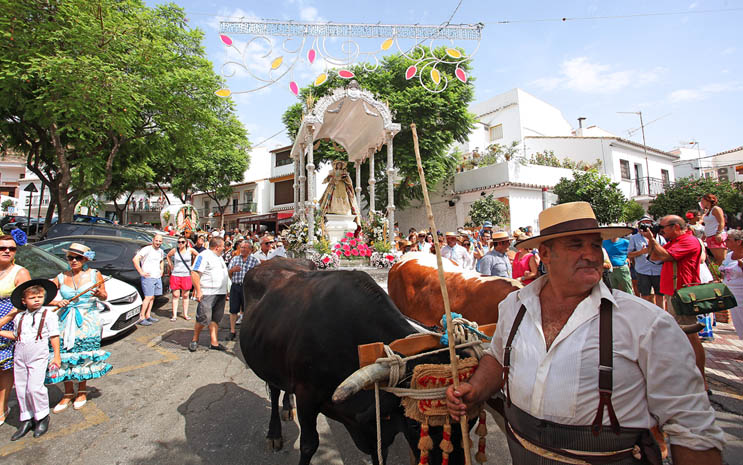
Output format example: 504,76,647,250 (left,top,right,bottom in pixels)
23,183,38,236
688,141,702,178
618,111,651,196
